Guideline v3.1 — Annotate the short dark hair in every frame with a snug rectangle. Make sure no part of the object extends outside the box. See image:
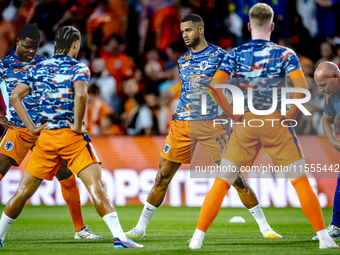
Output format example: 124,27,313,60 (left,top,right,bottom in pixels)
17,23,40,41
88,84,100,96
55,26,81,54
181,14,204,26
134,93,146,105
105,34,123,46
